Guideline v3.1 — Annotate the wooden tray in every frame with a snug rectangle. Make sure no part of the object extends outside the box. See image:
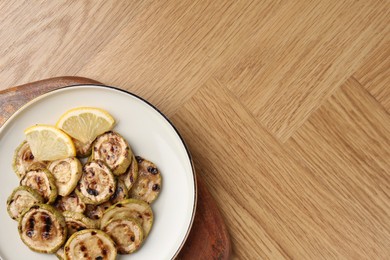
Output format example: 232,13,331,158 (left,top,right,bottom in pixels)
0,77,231,260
